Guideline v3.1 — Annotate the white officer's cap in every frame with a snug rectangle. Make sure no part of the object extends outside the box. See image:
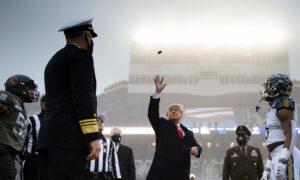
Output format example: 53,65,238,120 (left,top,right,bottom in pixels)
58,17,97,38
